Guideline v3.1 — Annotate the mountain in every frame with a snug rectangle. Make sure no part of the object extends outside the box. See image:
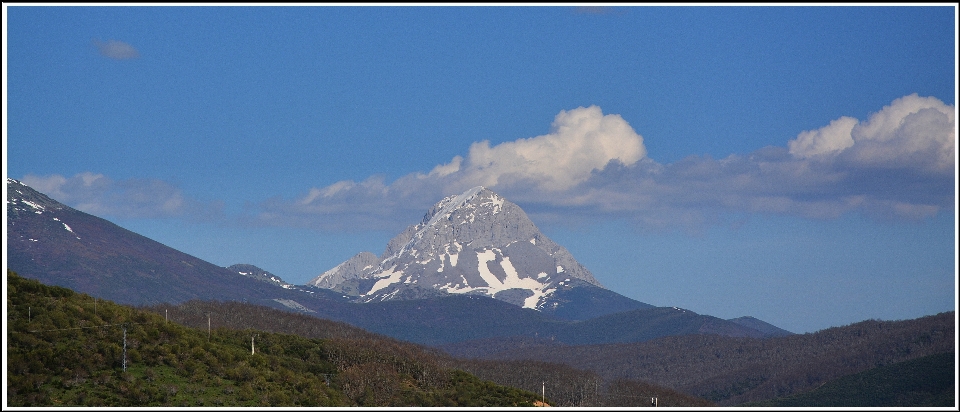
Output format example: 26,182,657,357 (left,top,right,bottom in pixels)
6,178,793,348
5,178,327,310
307,186,653,319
